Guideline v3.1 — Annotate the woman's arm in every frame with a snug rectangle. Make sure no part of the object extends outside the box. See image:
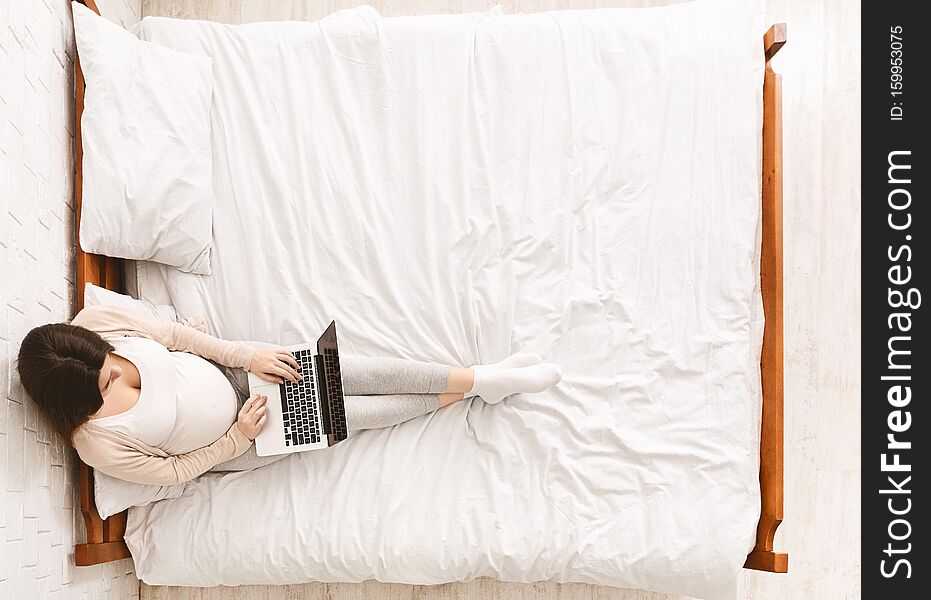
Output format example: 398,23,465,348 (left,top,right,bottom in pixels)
74,421,254,486
71,304,257,370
